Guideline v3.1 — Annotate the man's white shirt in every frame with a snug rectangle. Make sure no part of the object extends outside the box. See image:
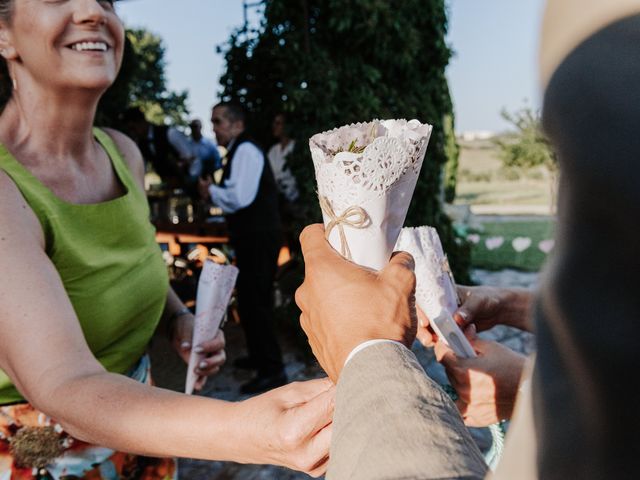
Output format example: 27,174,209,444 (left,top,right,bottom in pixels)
208,140,263,214
345,339,407,366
